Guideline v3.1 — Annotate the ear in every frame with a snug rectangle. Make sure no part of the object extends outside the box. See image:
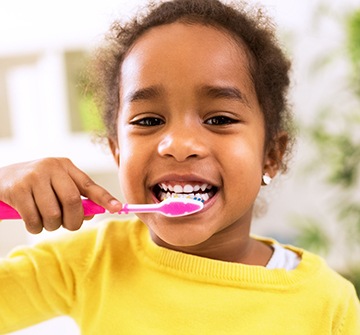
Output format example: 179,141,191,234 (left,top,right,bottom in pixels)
108,137,120,166
263,132,289,178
